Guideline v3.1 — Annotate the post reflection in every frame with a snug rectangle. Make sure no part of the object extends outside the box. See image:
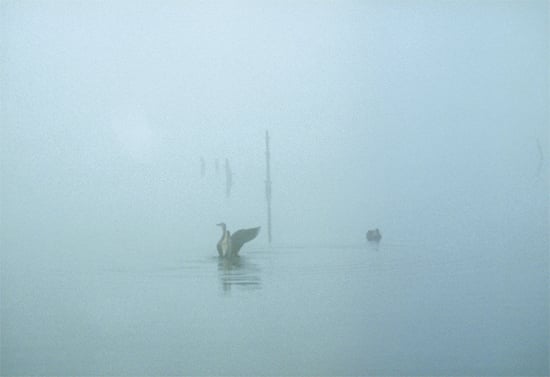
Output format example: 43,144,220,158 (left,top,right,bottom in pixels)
217,256,261,293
